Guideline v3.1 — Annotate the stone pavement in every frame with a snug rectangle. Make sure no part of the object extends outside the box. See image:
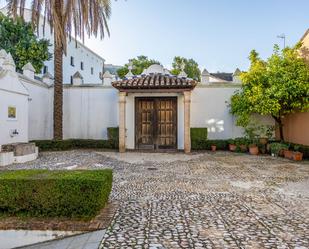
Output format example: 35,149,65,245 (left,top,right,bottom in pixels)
20,230,105,249
4,150,309,248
